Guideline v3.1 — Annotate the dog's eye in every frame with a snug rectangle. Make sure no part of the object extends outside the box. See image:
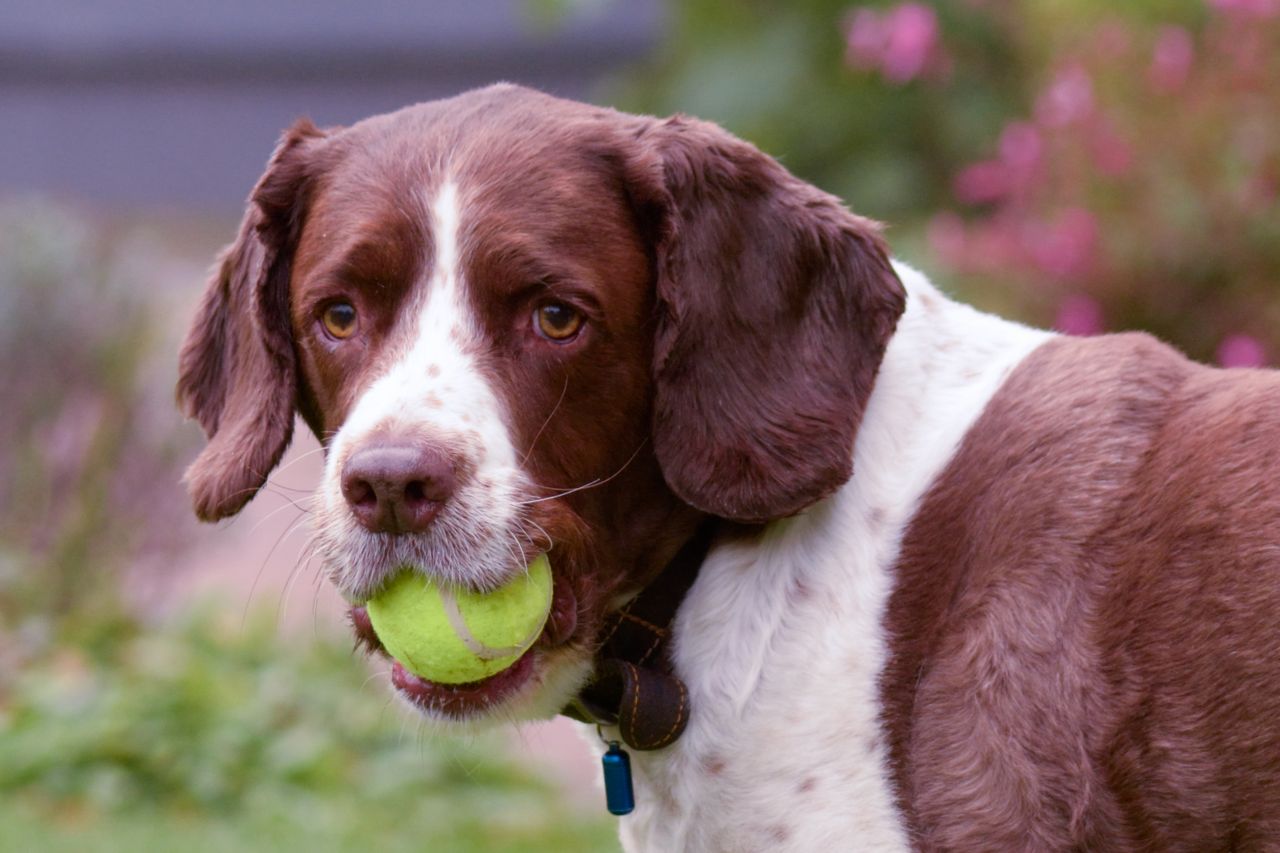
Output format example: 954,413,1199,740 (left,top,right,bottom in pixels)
322,301,358,340
534,302,583,342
